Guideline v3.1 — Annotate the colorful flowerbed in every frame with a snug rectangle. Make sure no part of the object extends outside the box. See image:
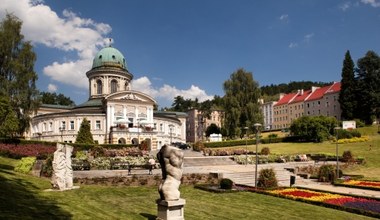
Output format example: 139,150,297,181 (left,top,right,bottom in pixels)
267,188,380,217
340,180,380,190
0,143,55,159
